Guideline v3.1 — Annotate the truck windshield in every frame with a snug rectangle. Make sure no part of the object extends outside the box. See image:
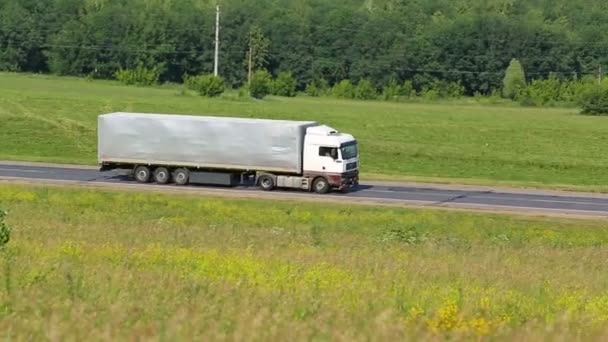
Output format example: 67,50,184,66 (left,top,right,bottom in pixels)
341,142,358,160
